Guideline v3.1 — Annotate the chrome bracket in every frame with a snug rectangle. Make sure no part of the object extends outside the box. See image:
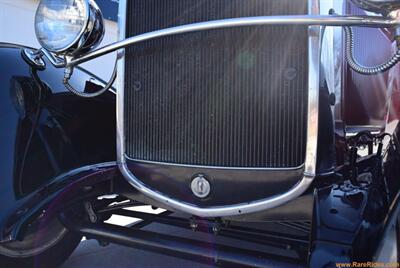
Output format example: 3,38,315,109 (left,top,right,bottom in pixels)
22,48,45,69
